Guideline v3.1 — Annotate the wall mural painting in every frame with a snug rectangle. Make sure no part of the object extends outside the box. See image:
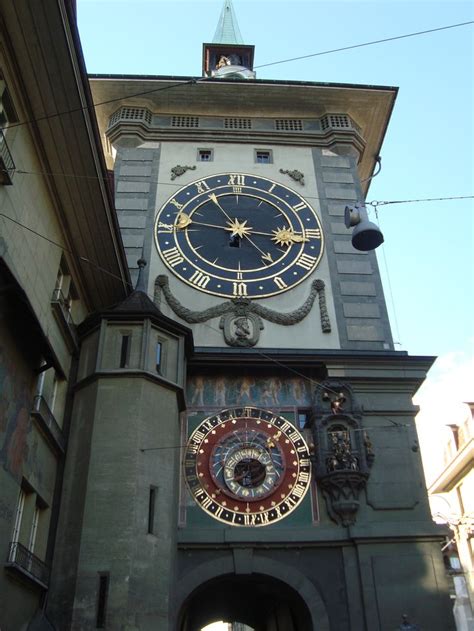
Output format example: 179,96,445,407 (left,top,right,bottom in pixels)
0,345,34,480
187,375,312,408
